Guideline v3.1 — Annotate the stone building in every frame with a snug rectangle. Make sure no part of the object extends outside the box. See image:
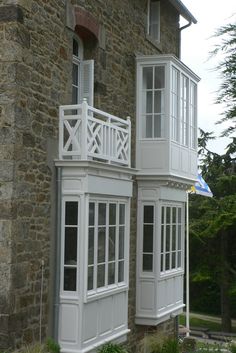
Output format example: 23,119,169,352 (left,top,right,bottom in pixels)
0,0,199,352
